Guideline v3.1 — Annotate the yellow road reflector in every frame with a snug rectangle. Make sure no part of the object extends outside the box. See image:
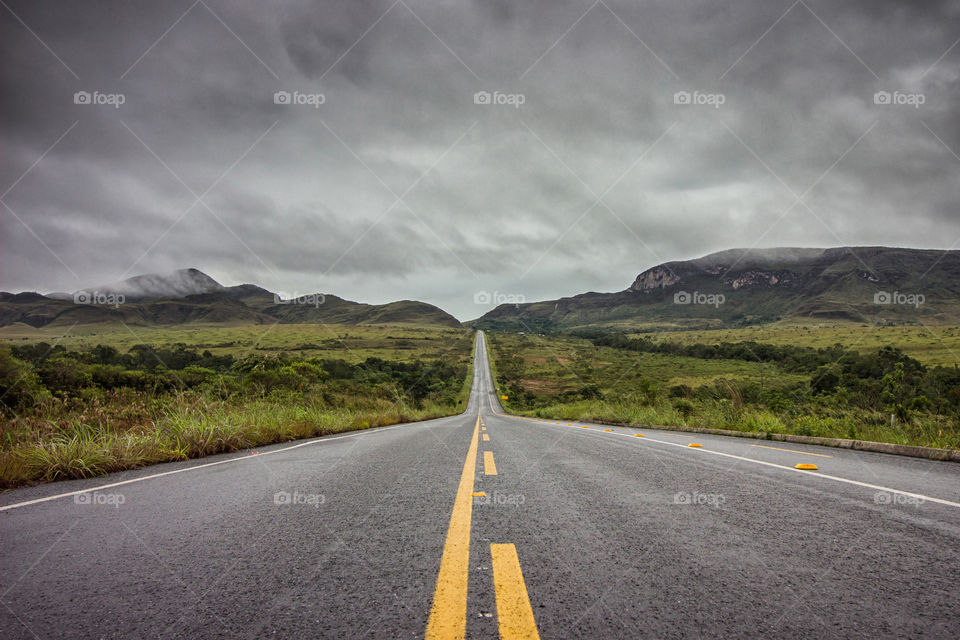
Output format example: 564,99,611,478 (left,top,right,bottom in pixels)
472,492,486,497
603,429,613,432
688,443,702,448
482,434,490,442
501,395,508,400
567,424,573,426
580,426,589,429
795,463,819,470
634,434,644,437
491,543,541,640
